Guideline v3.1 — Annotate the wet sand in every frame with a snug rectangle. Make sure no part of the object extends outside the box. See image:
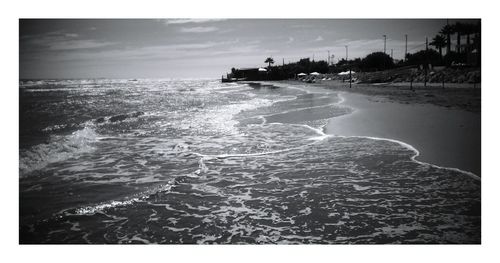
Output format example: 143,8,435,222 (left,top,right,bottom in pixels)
324,91,481,176
253,80,481,175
